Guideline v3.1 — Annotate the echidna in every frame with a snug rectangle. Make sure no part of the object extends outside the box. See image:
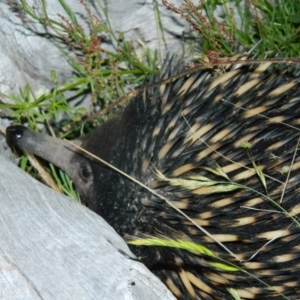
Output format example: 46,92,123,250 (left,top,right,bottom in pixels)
6,57,300,299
